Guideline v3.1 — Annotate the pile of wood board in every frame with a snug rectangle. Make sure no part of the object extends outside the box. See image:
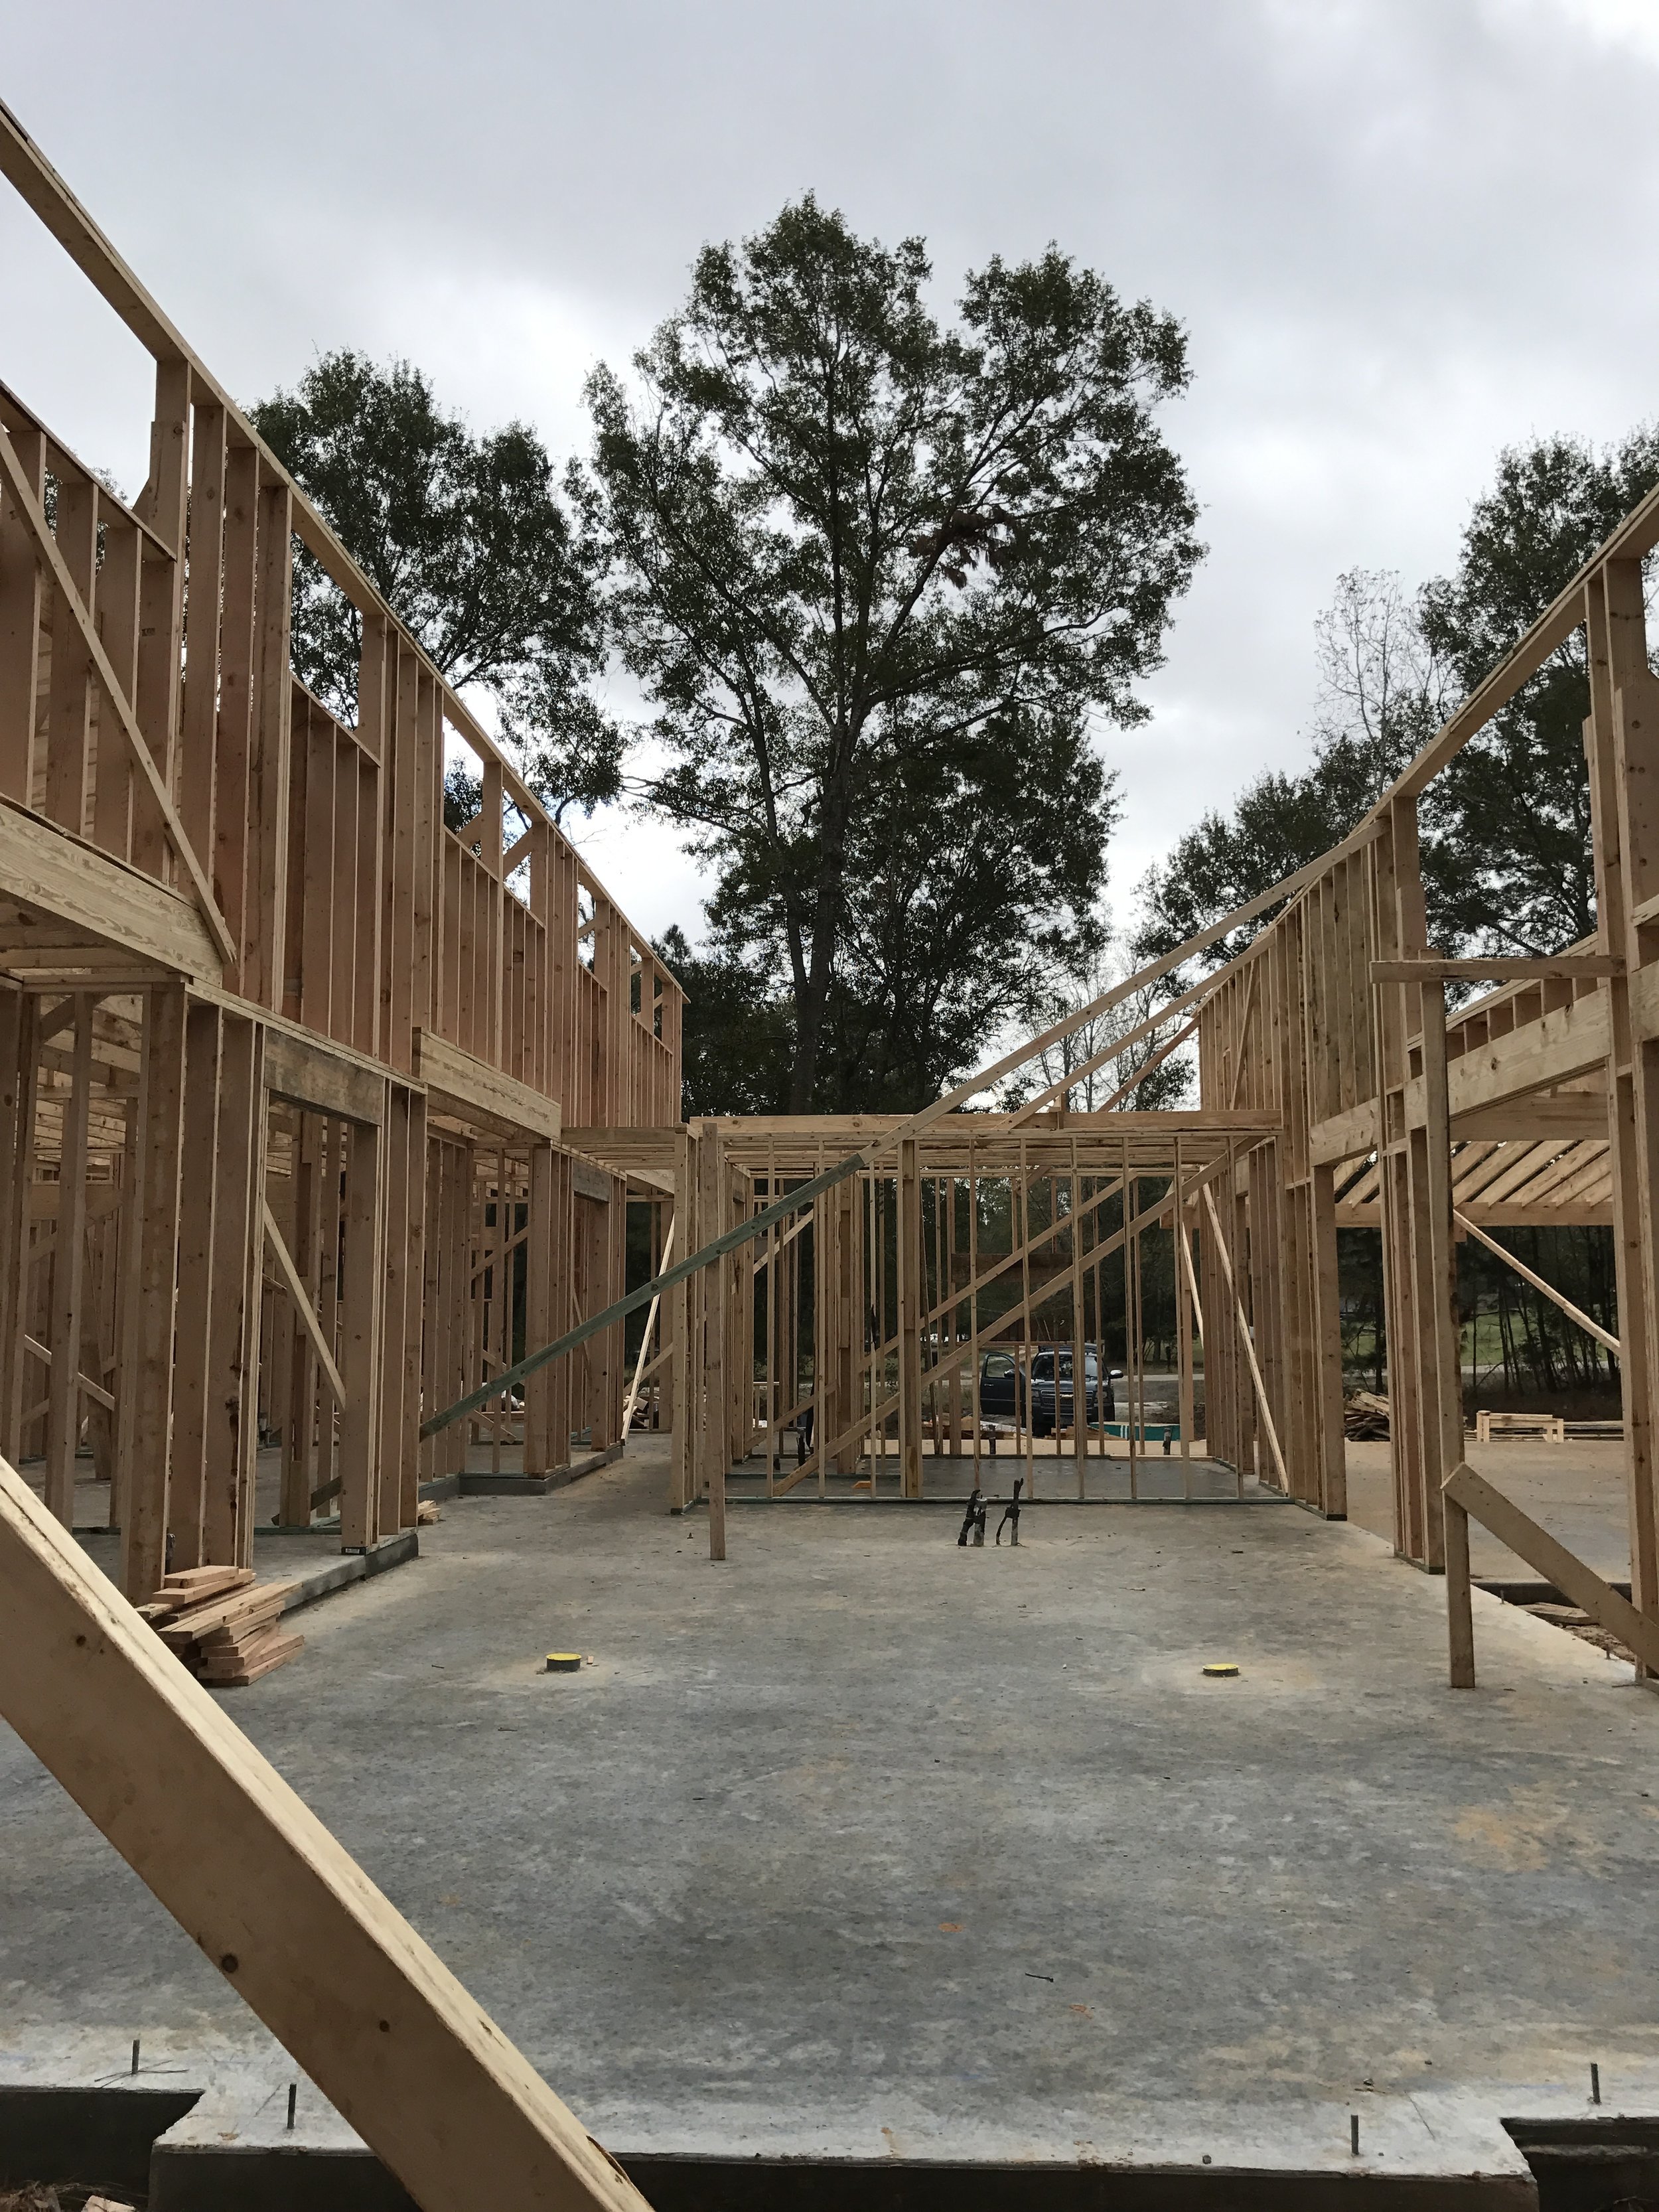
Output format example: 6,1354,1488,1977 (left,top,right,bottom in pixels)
0,2193,139,2211
136,1564,301,1685
1344,1389,1390,1439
